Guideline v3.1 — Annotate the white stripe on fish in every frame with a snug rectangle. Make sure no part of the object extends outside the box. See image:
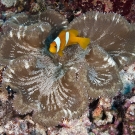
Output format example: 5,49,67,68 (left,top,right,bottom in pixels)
54,37,61,52
65,32,69,45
